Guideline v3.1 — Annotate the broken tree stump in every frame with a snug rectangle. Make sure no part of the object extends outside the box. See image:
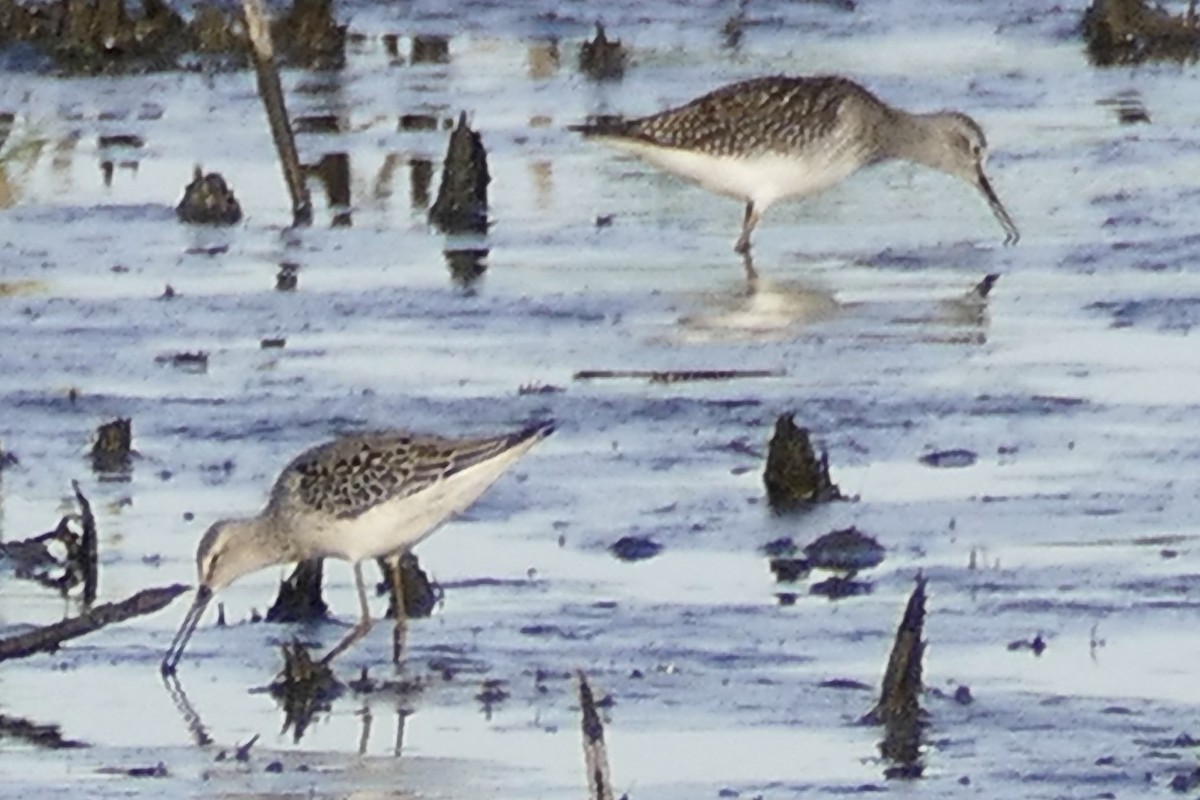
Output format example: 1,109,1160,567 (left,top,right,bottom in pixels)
91,417,133,475
862,576,928,777
578,672,615,800
266,559,329,622
864,576,927,725
763,413,842,511
429,112,489,234
176,167,243,225
579,22,626,80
